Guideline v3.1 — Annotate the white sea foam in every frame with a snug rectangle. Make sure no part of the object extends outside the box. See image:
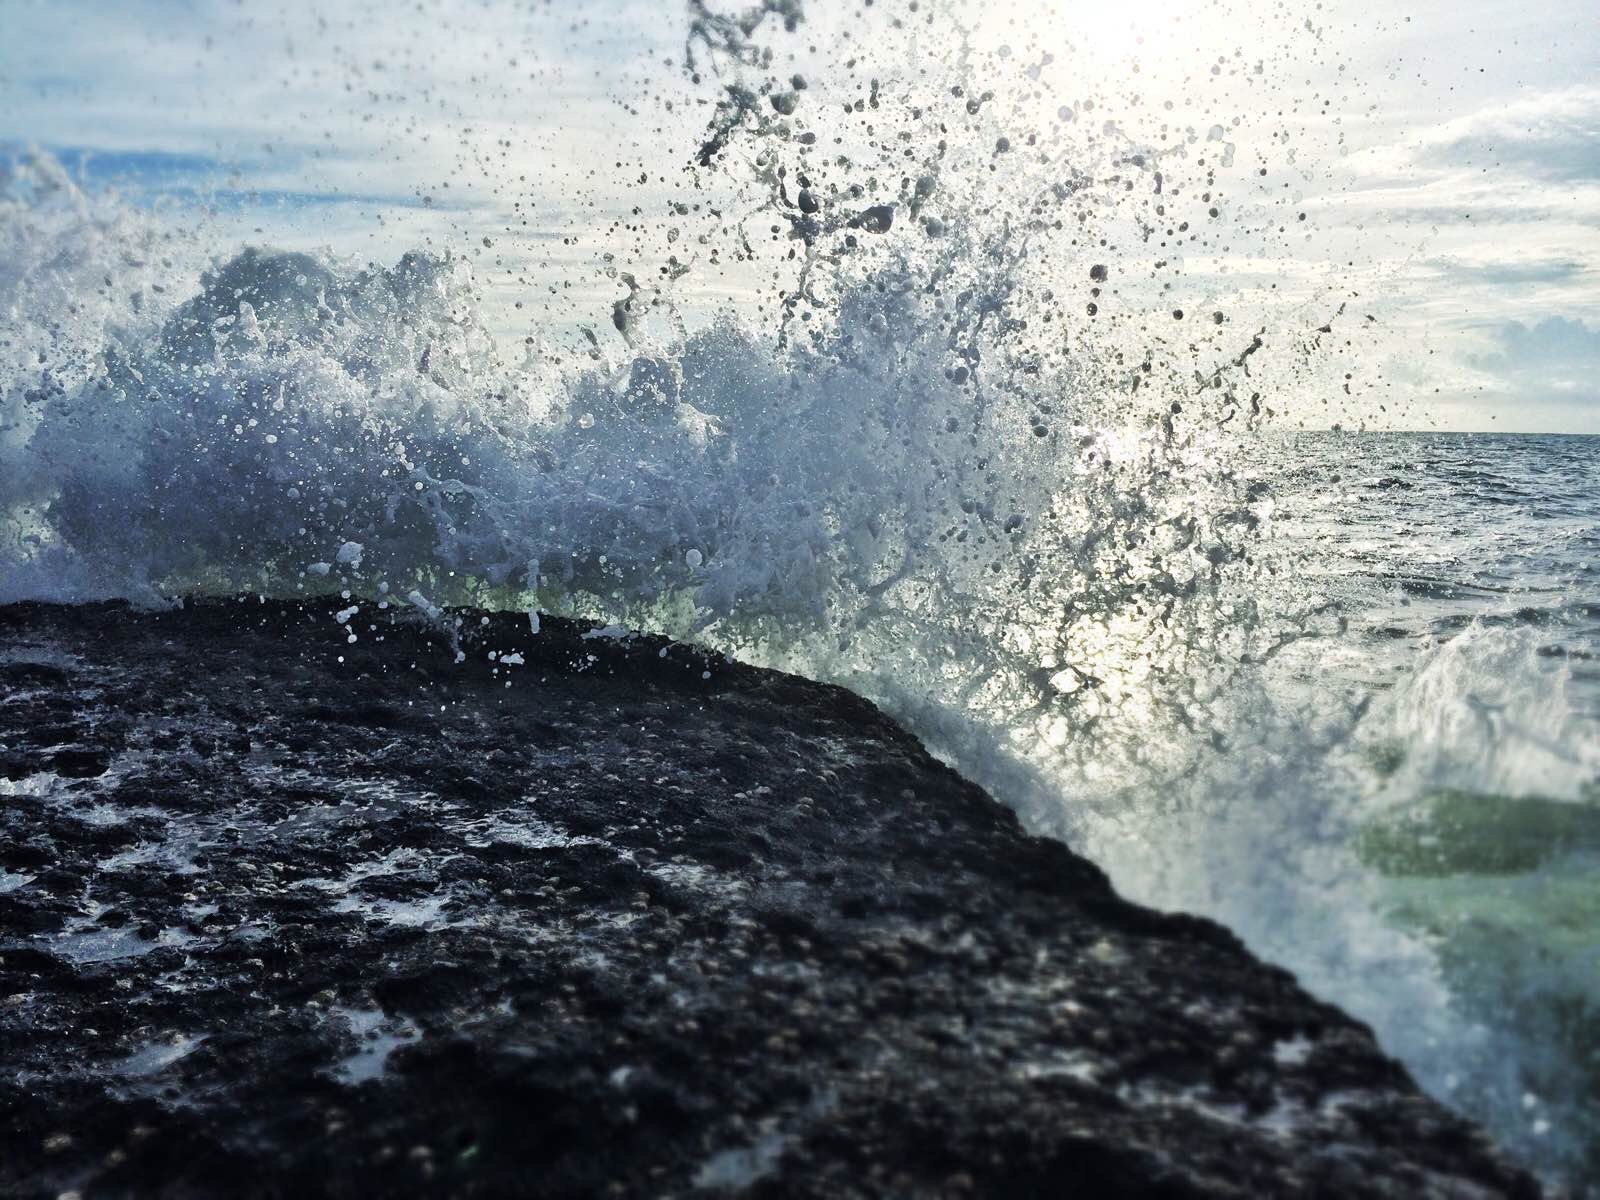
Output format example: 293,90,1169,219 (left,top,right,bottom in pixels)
1380,622,1600,804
